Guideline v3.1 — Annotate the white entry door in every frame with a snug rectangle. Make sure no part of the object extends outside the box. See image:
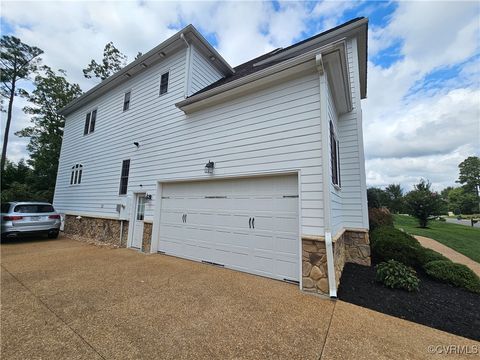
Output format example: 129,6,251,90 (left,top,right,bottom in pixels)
159,175,299,282
132,194,145,249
